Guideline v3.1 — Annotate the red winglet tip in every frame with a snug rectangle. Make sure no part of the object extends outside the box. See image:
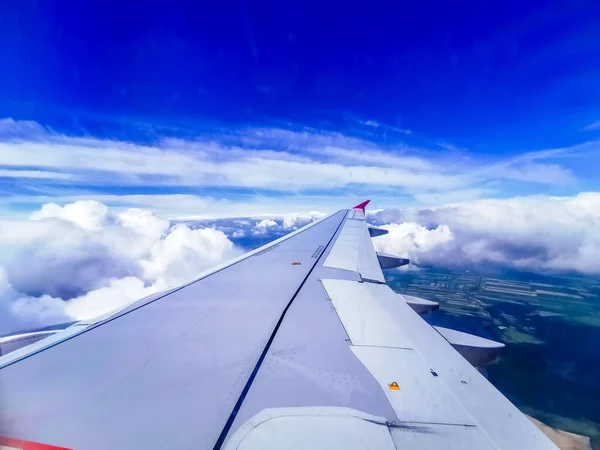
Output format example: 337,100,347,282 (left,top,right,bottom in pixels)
353,200,371,212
